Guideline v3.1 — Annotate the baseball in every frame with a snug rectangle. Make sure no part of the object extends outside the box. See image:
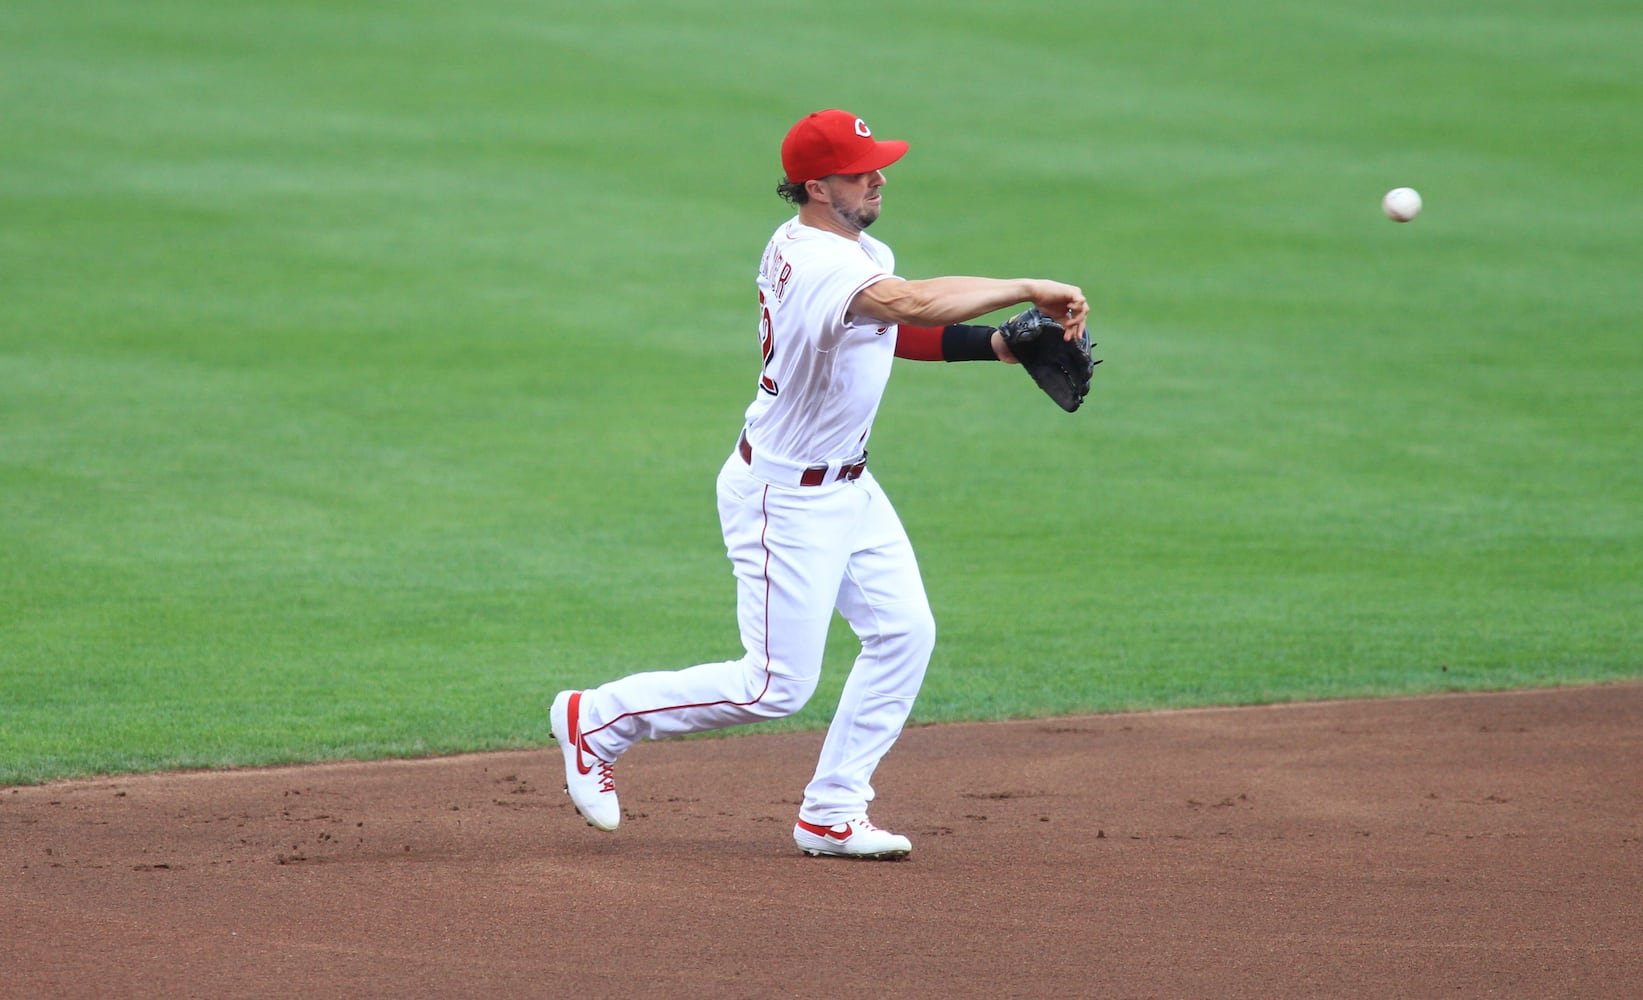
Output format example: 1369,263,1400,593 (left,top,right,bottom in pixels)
1382,187,1422,222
